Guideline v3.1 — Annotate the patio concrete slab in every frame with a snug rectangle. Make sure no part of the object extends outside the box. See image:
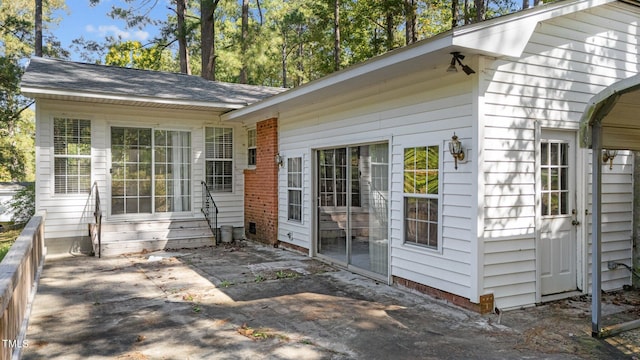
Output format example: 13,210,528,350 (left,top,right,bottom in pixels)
21,241,640,359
